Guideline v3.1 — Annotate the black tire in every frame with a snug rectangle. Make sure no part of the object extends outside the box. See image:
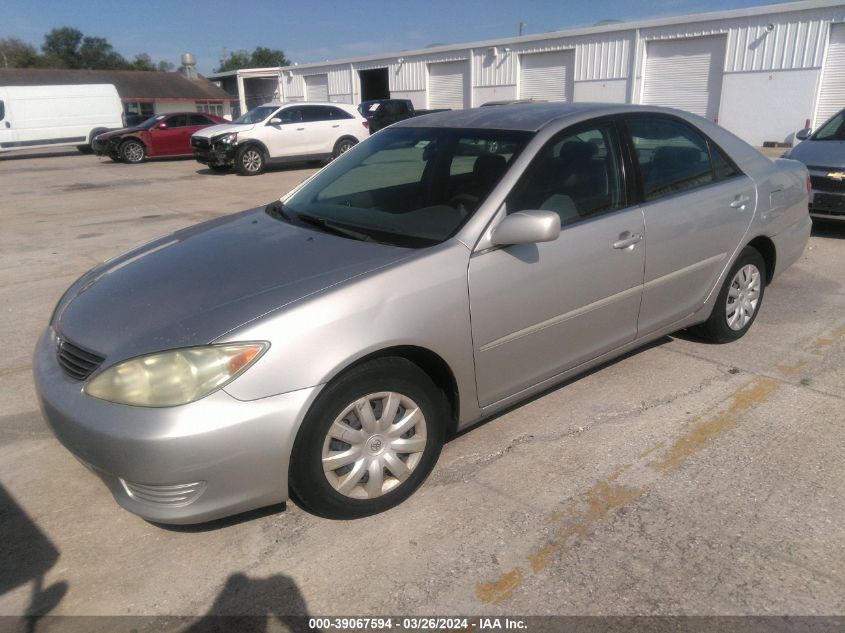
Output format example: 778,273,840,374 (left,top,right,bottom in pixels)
120,139,146,164
332,137,357,159
236,145,265,175
208,164,231,172
290,358,447,519
698,246,766,343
